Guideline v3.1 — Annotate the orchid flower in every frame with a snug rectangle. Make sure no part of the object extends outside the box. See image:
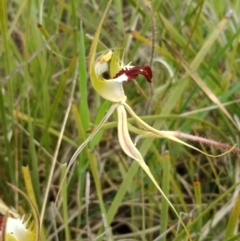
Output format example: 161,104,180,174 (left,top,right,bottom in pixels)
0,199,36,241
87,4,235,191
62,1,239,239
88,45,235,225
